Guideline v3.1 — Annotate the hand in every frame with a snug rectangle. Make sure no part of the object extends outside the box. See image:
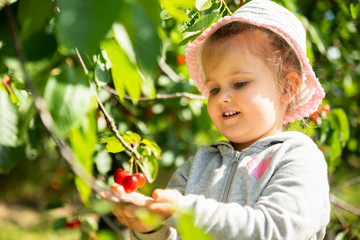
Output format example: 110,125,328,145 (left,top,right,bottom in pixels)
100,183,178,233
